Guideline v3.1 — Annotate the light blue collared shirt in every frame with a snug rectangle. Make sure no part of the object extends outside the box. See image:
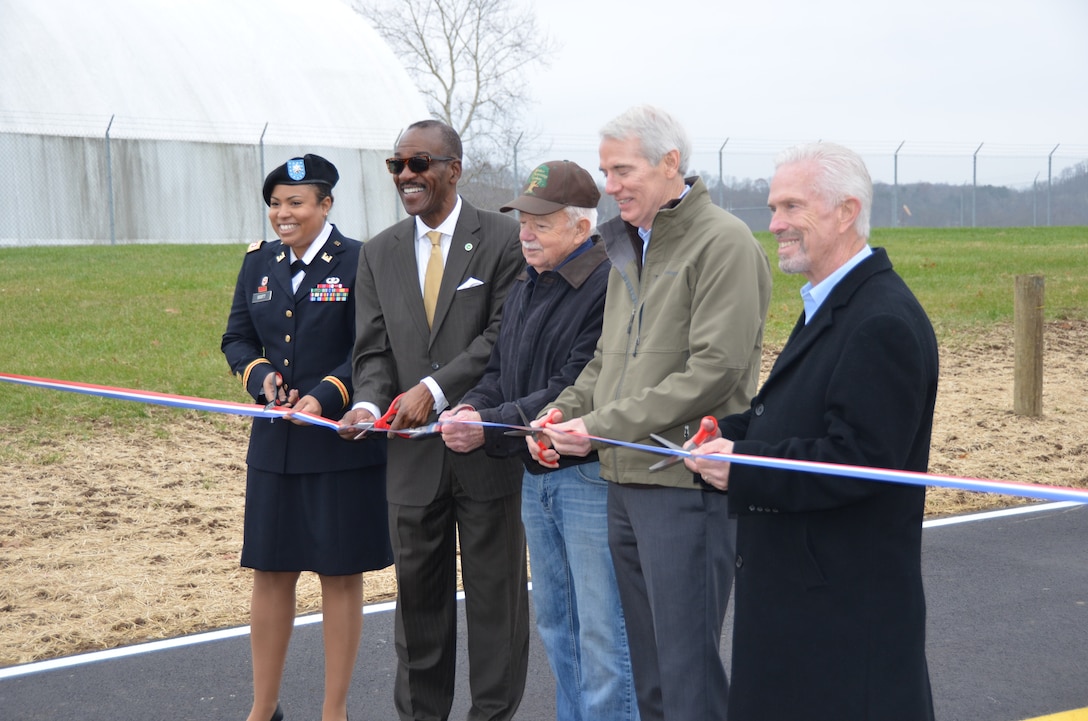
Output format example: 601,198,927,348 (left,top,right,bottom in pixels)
638,184,691,265
800,245,873,324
